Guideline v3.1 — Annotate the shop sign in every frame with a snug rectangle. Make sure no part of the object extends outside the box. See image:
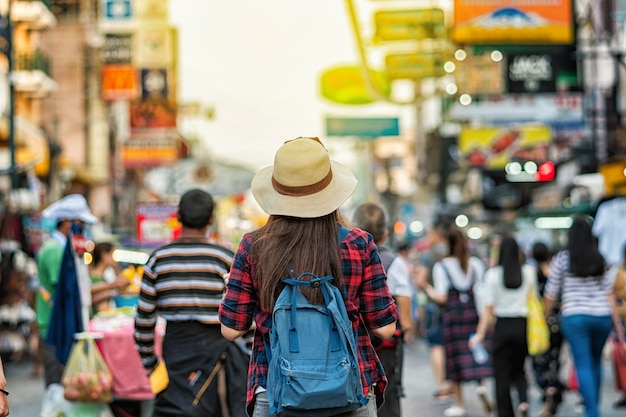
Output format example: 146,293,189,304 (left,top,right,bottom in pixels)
326,116,399,138
451,0,573,45
140,69,168,100
102,34,132,64
101,64,138,101
448,93,583,123
130,98,177,130
122,134,180,168
134,0,169,22
135,203,181,243
134,25,176,68
505,49,580,93
100,0,133,32
385,51,448,80
458,124,551,169
507,54,555,93
454,53,504,96
374,8,446,42
319,65,390,105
